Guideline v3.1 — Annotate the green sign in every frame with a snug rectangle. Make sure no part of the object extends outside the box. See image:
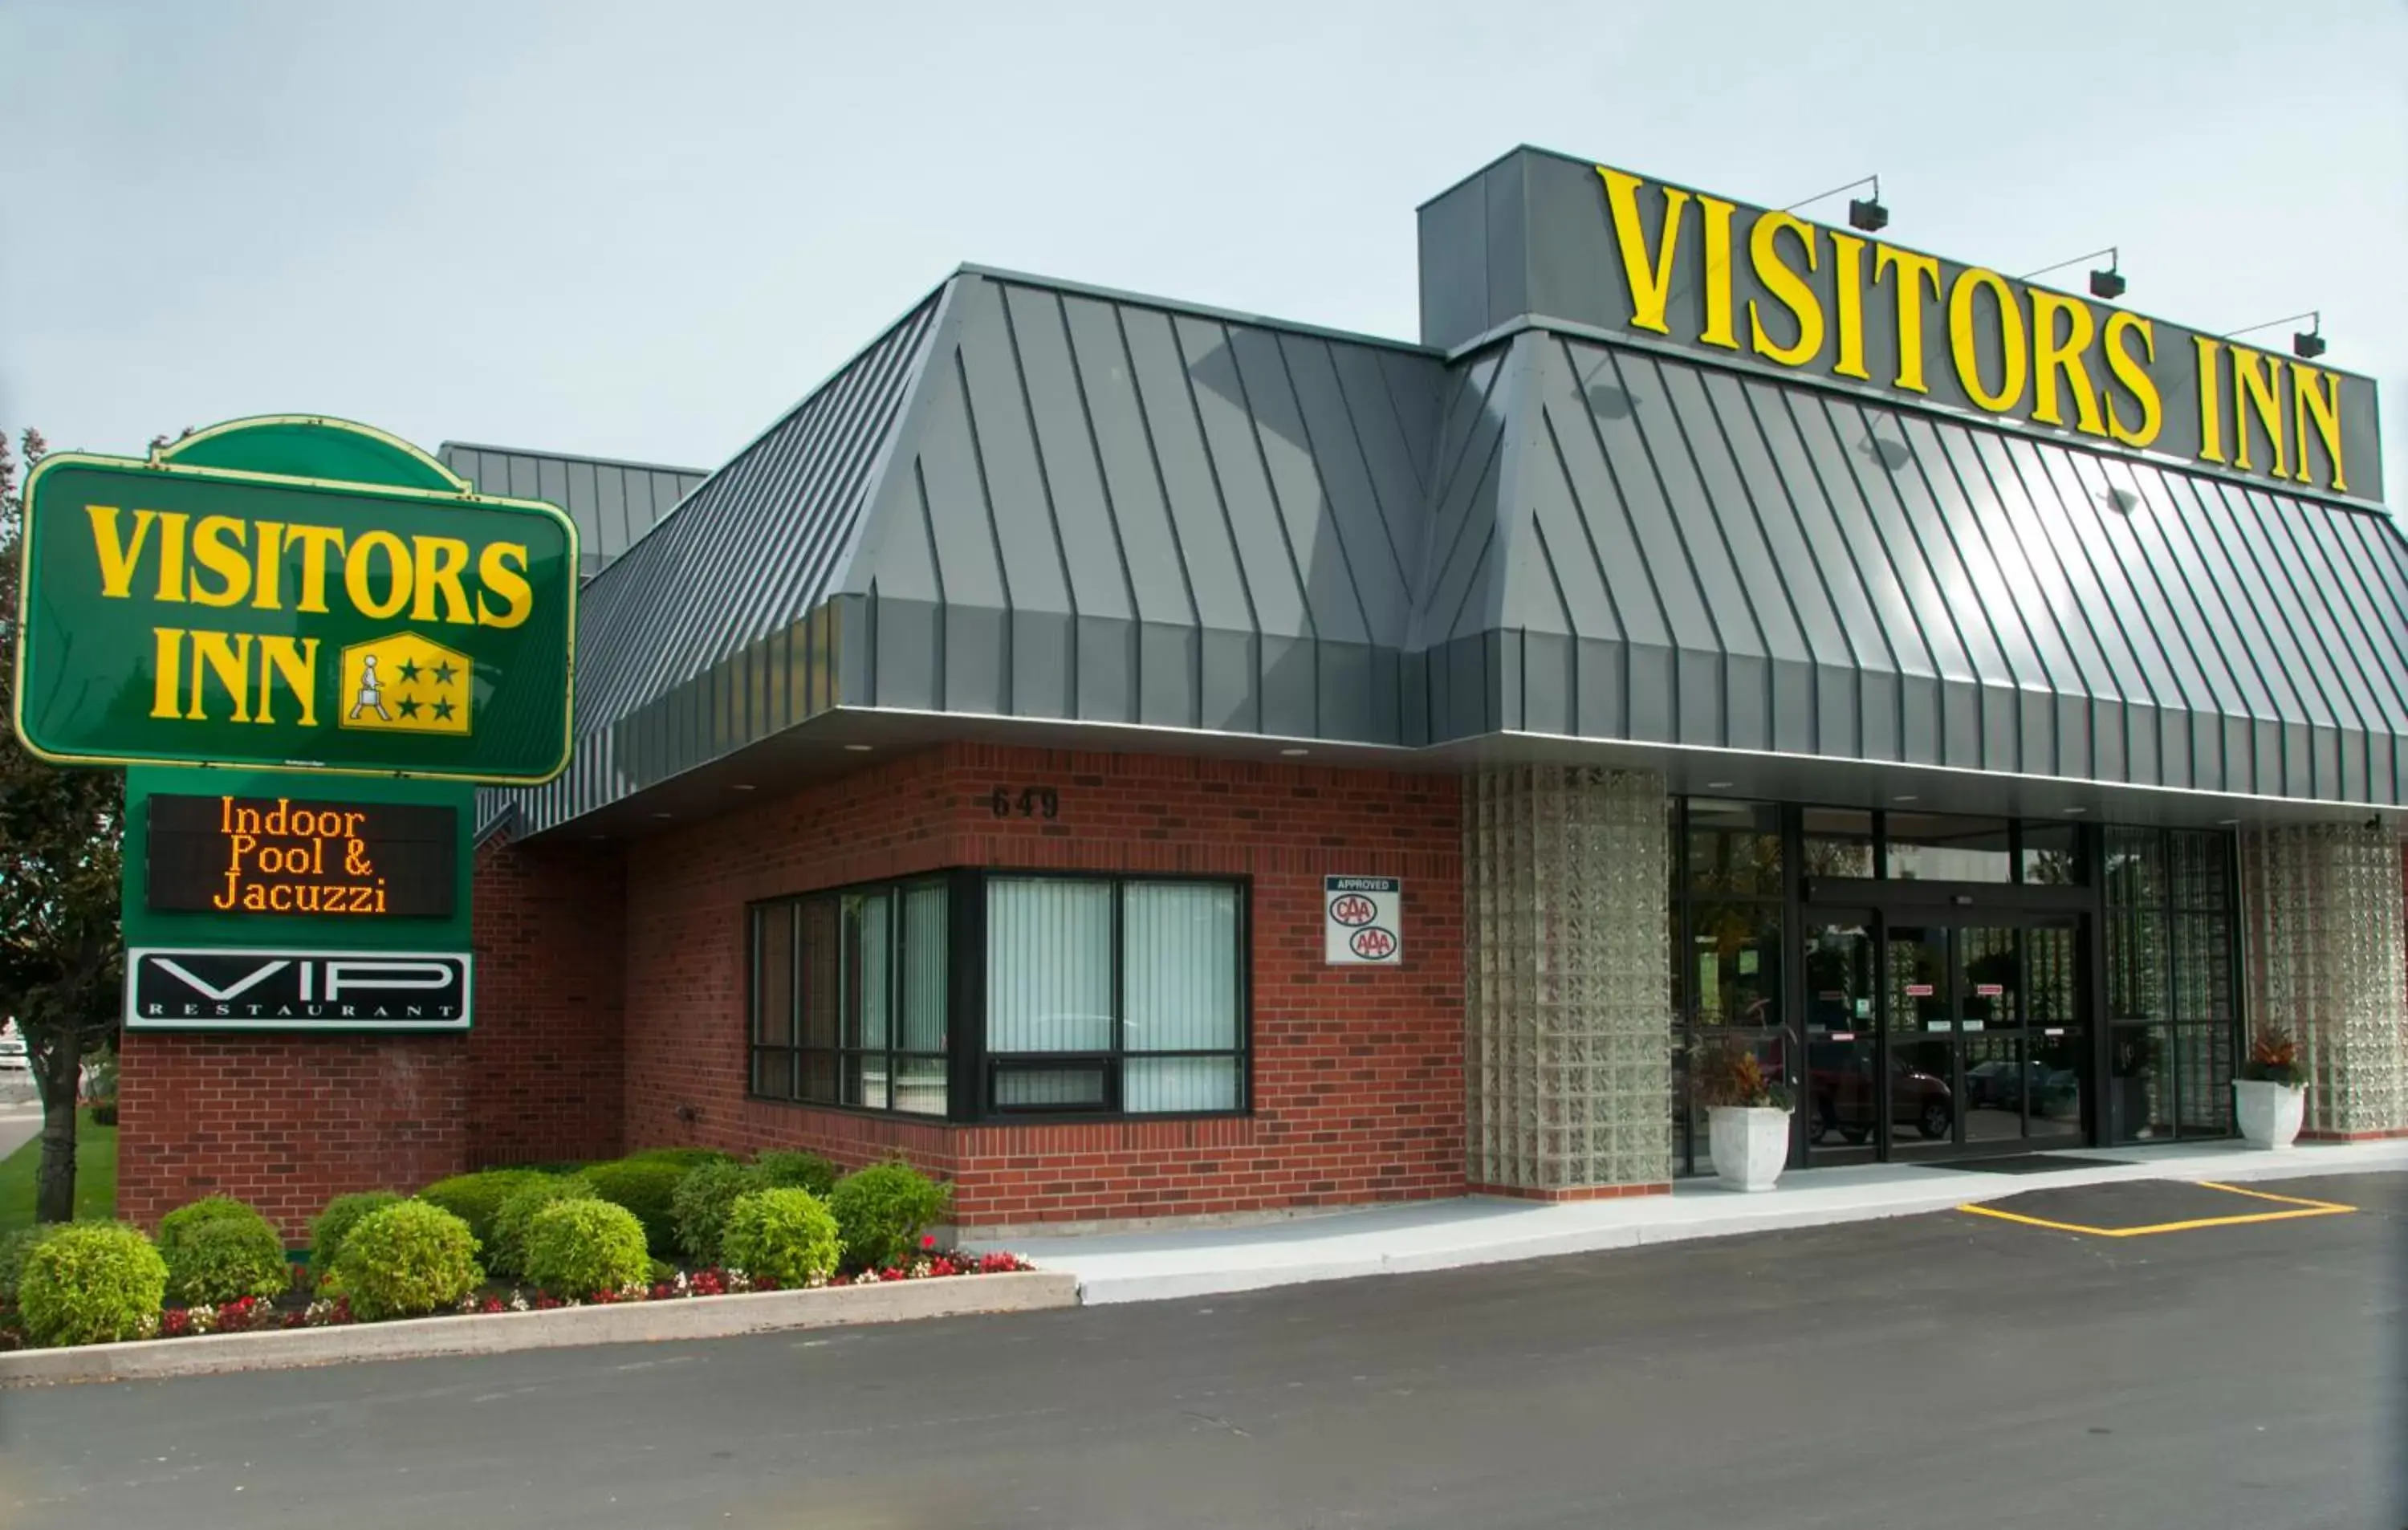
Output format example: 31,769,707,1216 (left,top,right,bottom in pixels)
122,765,475,1032
11,417,576,784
